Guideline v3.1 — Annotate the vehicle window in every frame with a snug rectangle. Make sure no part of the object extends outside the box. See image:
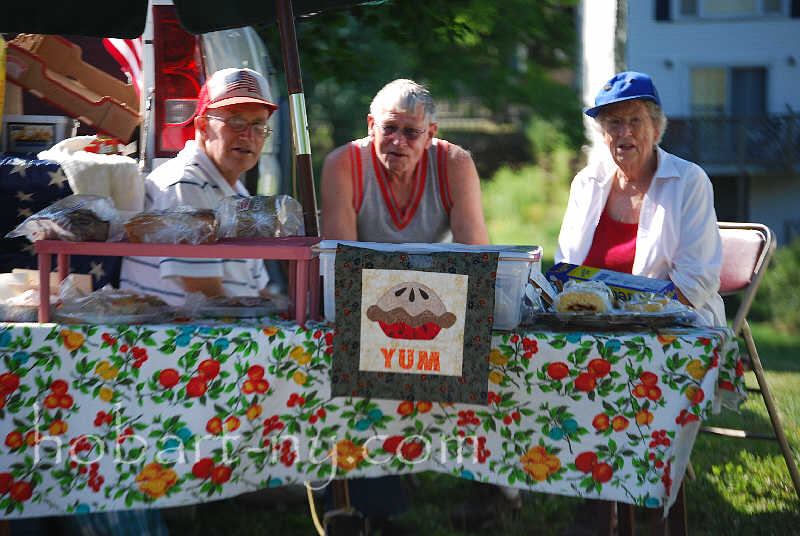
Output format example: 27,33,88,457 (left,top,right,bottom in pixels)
201,28,279,156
